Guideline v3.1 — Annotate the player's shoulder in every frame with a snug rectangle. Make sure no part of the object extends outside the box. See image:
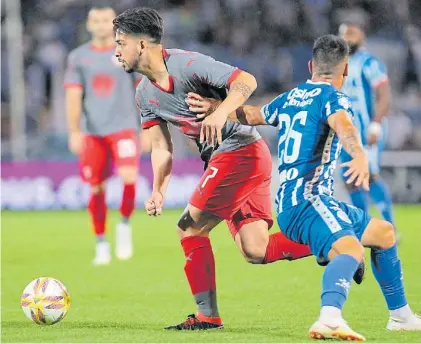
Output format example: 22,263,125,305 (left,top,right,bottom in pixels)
165,48,212,69
357,49,383,66
166,48,201,61
333,91,352,109
68,42,91,59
